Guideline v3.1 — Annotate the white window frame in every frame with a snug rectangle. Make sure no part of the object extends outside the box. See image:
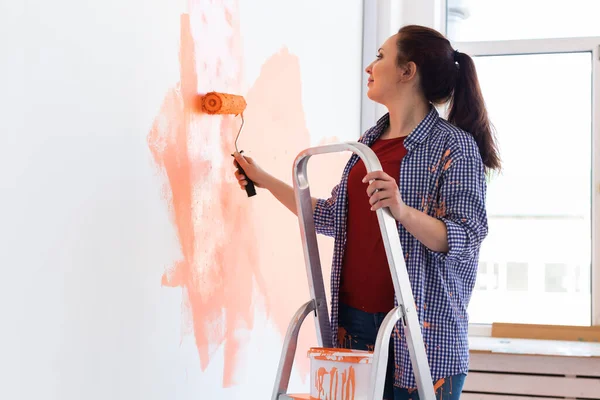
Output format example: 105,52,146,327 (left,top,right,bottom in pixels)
362,0,600,332
455,37,600,330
